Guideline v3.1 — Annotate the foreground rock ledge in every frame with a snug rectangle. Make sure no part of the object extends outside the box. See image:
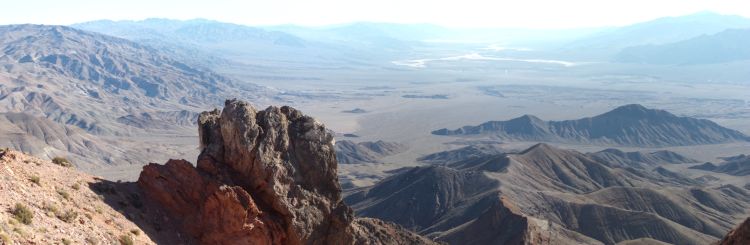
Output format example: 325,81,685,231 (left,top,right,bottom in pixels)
719,218,750,245
137,99,436,245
